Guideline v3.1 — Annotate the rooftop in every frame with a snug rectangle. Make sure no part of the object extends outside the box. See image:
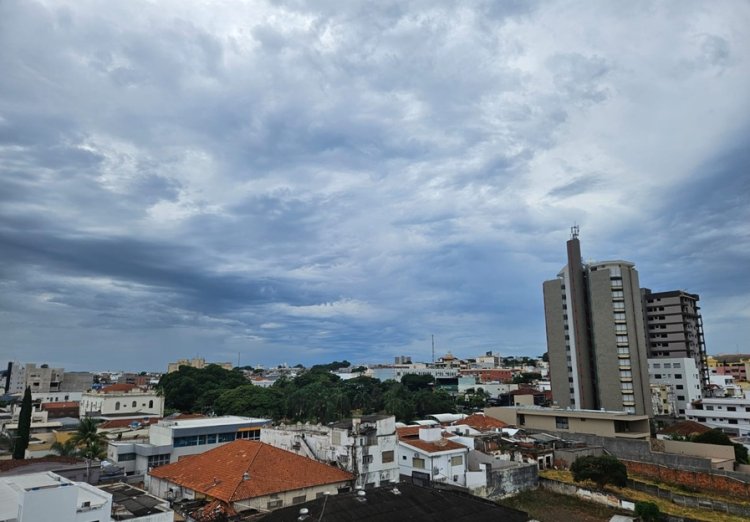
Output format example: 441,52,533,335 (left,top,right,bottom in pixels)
149,440,353,502
458,413,507,431
259,483,528,522
99,482,171,519
658,420,712,438
157,415,270,429
400,438,467,454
